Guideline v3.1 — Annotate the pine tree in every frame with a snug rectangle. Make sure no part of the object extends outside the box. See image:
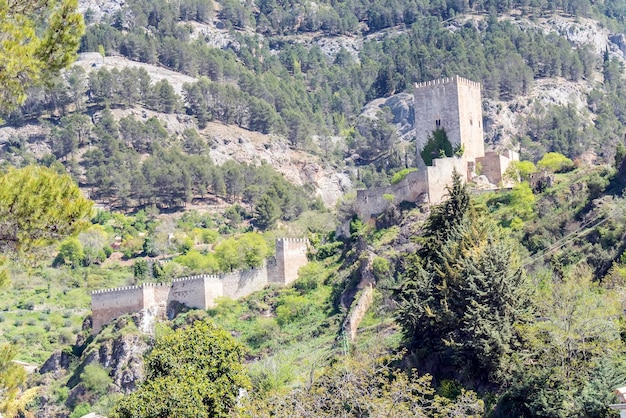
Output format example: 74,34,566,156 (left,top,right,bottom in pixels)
395,170,531,383
0,0,84,116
